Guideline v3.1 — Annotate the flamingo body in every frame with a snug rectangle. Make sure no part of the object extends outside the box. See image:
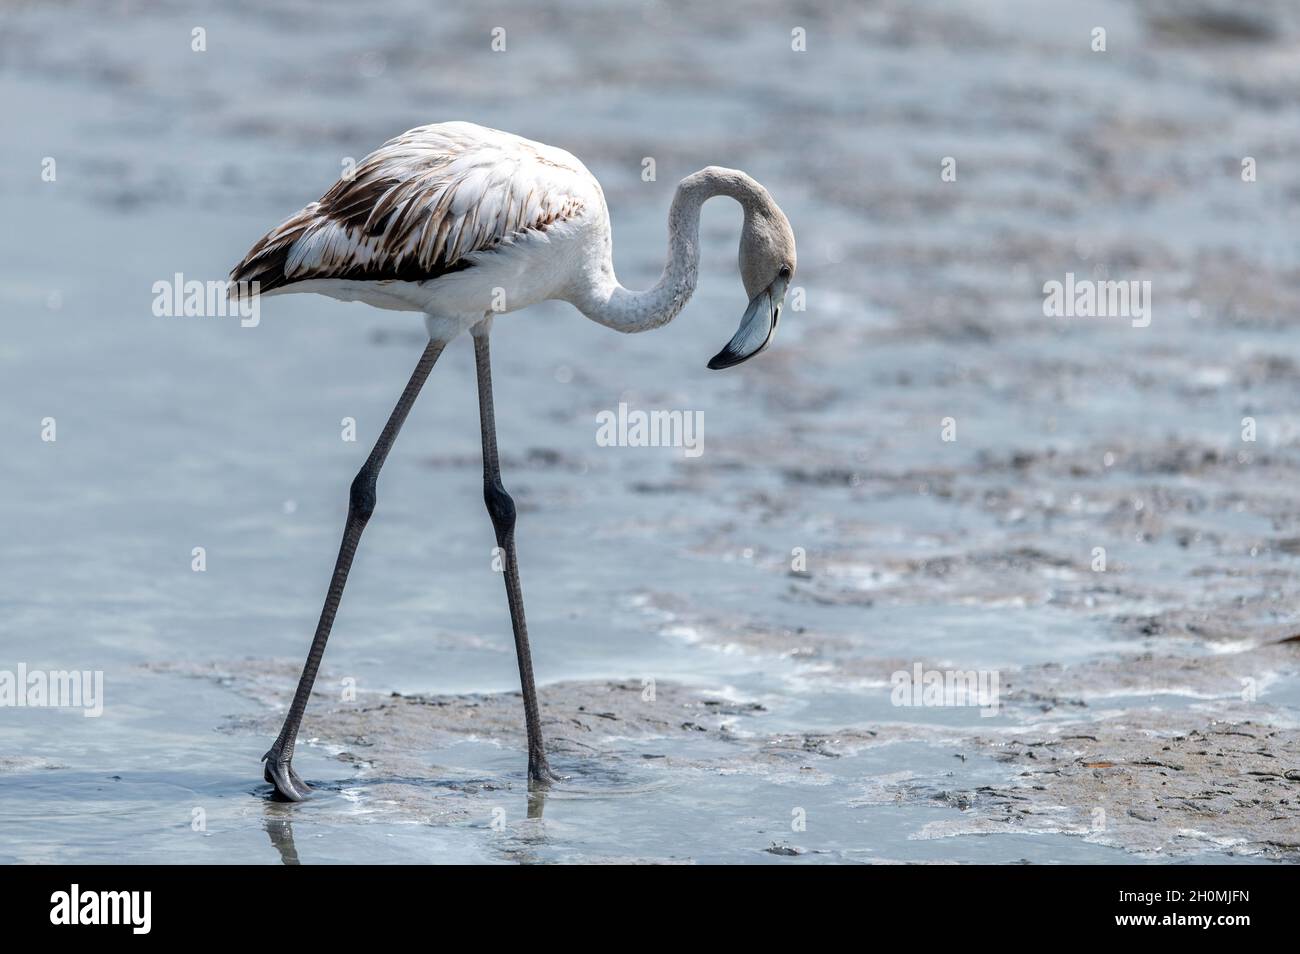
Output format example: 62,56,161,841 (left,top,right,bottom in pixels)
233,122,608,338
